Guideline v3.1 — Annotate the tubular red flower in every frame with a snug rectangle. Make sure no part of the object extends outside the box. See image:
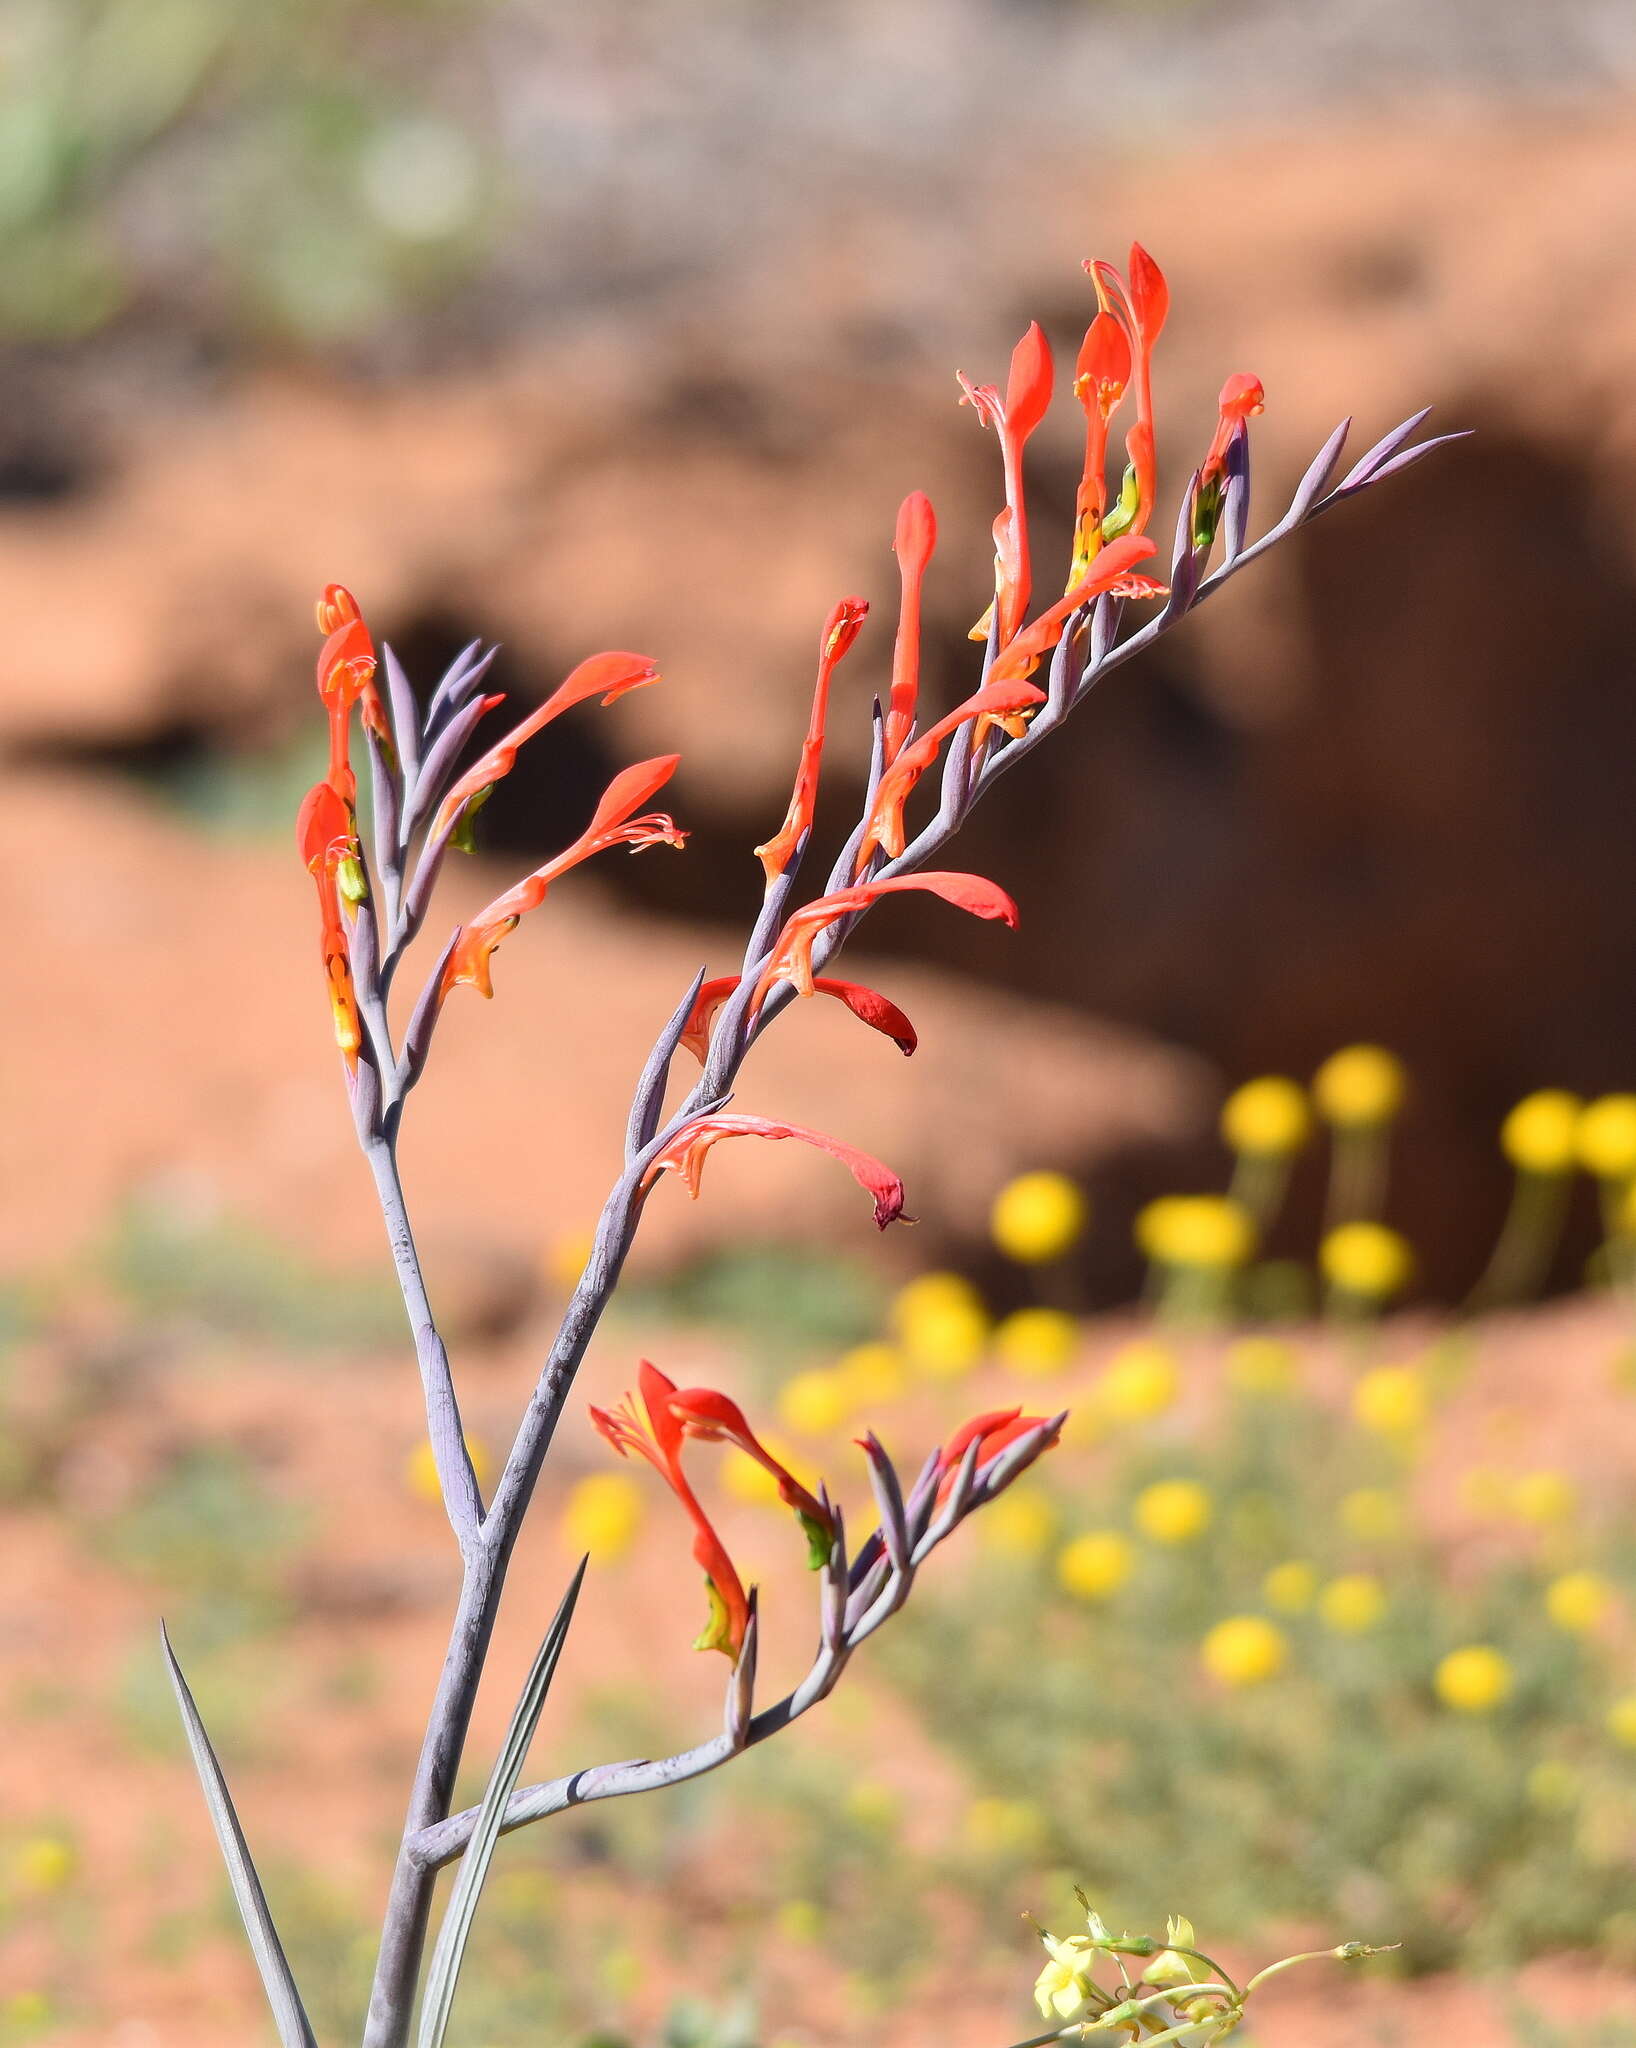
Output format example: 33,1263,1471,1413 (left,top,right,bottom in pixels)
1200,372,1266,491
642,1113,910,1230
431,650,661,844
680,973,917,1064
1087,245,1170,542
663,1386,835,1562
957,320,1054,648
754,871,1018,1006
590,1360,751,1659
754,598,868,882
933,1406,1060,1504
988,534,1166,688
883,492,937,764
854,674,1046,867
1069,310,1132,586
442,755,686,1000
314,586,387,801
295,781,362,1069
